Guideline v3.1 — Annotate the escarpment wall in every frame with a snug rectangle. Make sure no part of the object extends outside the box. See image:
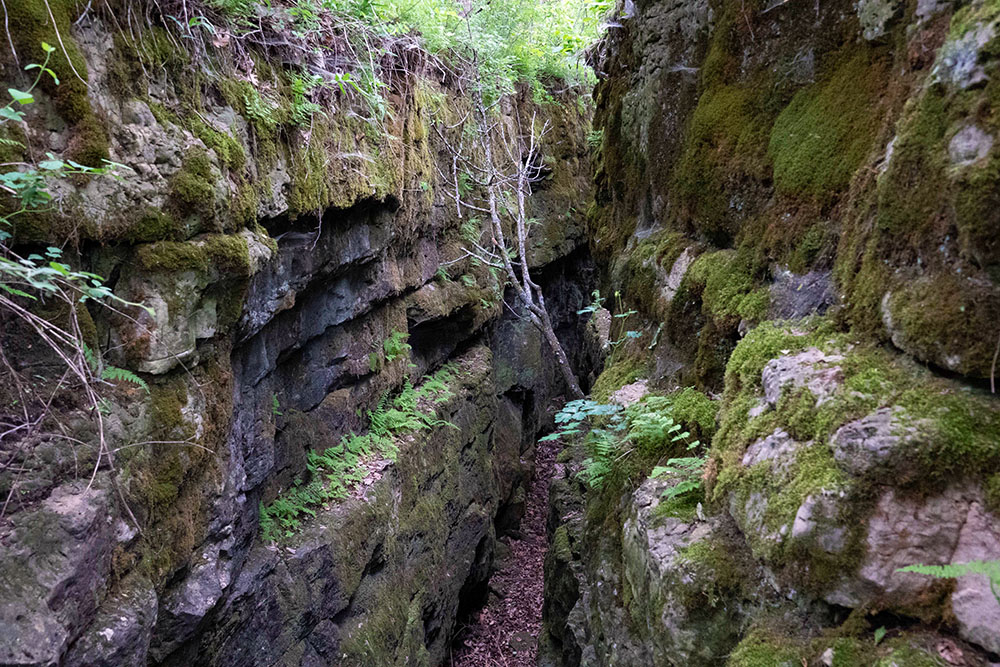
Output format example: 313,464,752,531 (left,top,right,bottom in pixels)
542,0,1000,664
0,5,597,665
